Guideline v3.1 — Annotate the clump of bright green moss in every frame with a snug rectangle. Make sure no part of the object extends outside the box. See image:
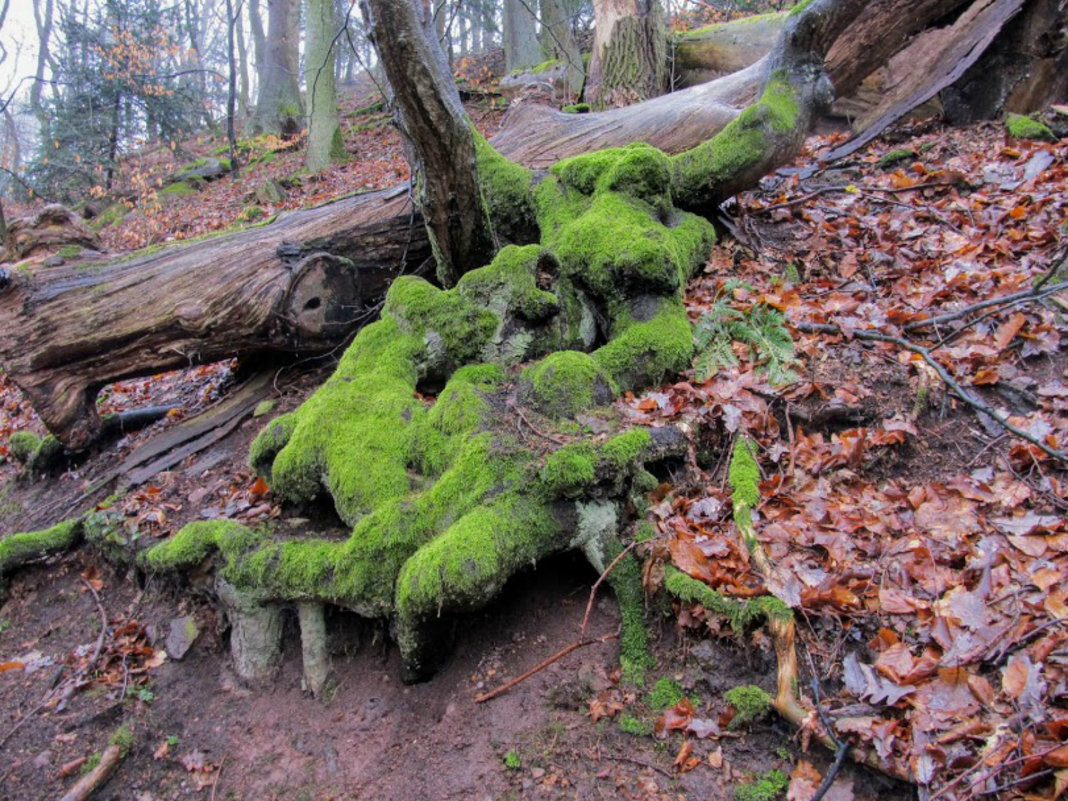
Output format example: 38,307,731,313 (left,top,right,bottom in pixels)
877,148,917,169
649,677,685,710
725,684,772,728
1005,113,1057,142
520,350,616,419
0,519,84,593
618,714,652,736
735,769,789,801
663,566,792,633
